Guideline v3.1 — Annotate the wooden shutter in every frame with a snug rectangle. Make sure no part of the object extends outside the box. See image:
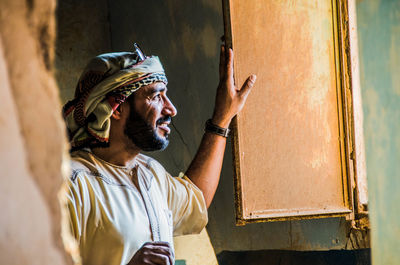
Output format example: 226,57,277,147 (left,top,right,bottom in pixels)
223,0,360,224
